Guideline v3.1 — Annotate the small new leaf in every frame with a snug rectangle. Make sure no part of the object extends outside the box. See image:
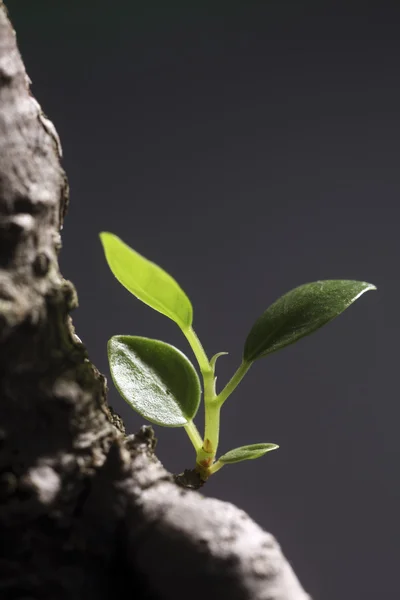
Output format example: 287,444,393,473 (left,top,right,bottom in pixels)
244,280,376,362
210,351,229,370
108,336,201,427
219,443,279,464
100,232,193,330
